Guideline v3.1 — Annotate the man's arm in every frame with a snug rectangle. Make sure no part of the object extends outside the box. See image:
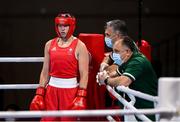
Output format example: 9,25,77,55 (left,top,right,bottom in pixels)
100,52,114,71
103,53,113,64
107,75,132,87
97,70,132,87
106,64,119,77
